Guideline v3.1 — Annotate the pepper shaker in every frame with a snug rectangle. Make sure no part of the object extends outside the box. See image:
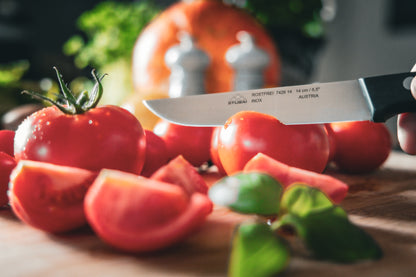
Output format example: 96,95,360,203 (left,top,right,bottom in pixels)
225,31,269,91
165,32,210,97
